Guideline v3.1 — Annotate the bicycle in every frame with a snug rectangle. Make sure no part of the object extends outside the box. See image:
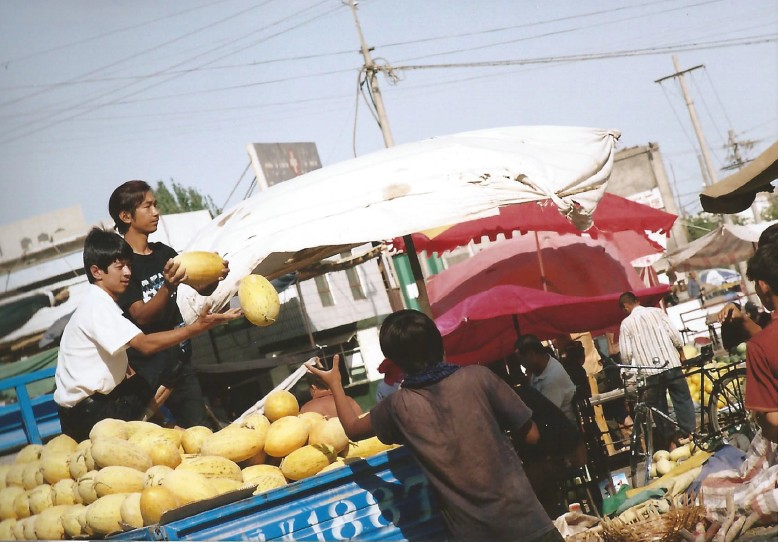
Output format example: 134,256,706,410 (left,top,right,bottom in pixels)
617,355,757,488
